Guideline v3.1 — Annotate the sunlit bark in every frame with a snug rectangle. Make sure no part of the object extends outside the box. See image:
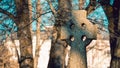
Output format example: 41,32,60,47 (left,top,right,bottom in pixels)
47,0,57,15
28,0,33,36
34,0,42,68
